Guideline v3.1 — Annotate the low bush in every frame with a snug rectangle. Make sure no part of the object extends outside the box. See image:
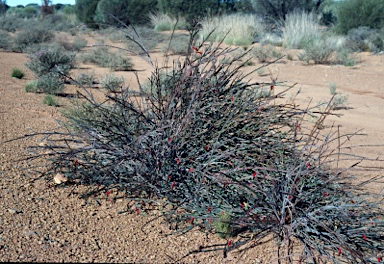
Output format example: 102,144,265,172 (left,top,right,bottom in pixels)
74,72,96,87
149,12,187,31
25,43,76,94
25,80,39,93
346,27,384,53
0,30,12,50
0,16,27,32
20,27,384,263
251,44,281,63
99,74,124,92
80,46,134,71
13,26,55,53
199,14,264,46
162,33,190,55
11,68,24,79
43,94,59,107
